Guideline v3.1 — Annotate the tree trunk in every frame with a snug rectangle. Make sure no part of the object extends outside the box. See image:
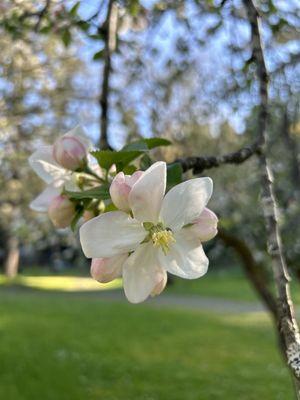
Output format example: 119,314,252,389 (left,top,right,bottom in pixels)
4,236,20,278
